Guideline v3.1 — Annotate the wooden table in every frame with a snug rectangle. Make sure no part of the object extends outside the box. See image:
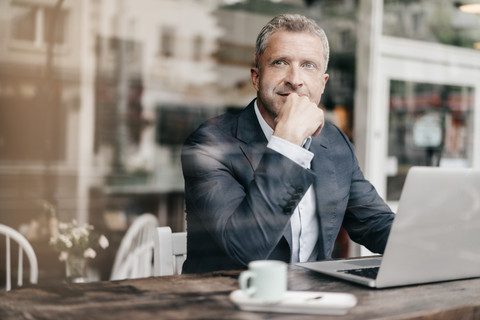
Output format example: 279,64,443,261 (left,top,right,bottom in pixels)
1,265,480,319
